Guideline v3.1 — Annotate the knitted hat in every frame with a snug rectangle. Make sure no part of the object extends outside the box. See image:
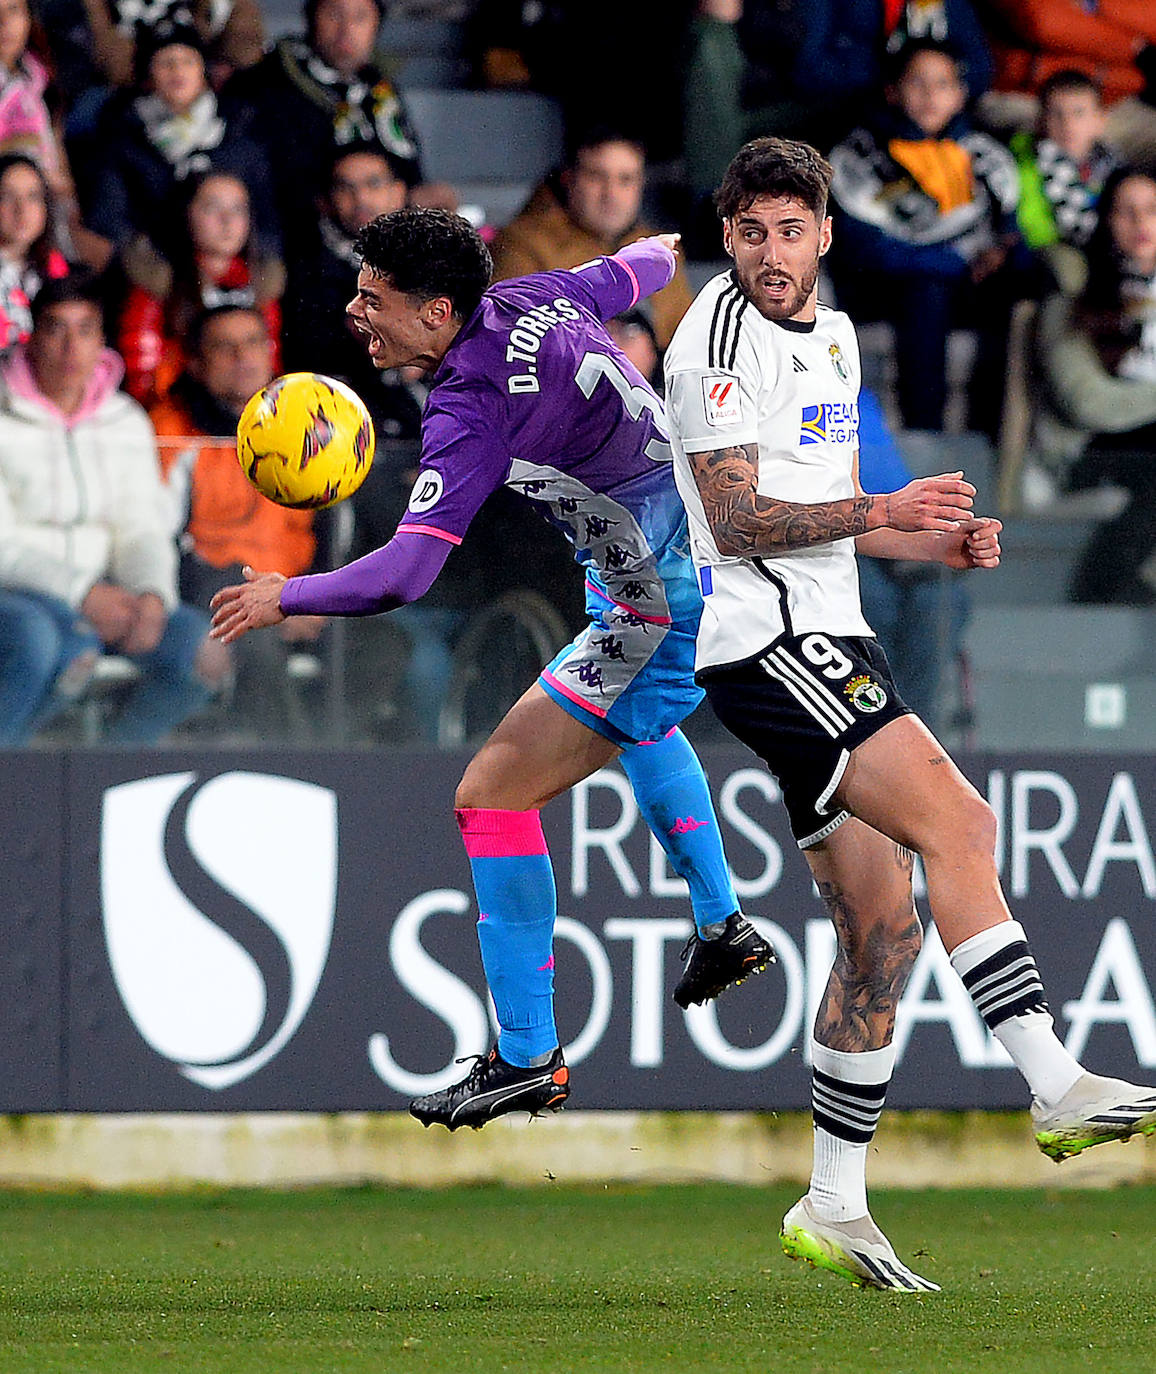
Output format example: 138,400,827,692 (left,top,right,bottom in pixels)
134,18,208,87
